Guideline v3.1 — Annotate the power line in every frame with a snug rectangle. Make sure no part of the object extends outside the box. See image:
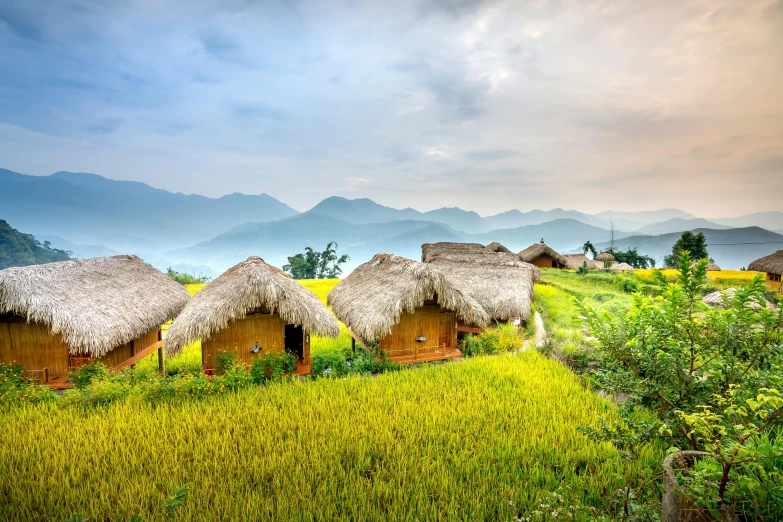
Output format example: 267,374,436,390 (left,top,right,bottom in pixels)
708,241,783,246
